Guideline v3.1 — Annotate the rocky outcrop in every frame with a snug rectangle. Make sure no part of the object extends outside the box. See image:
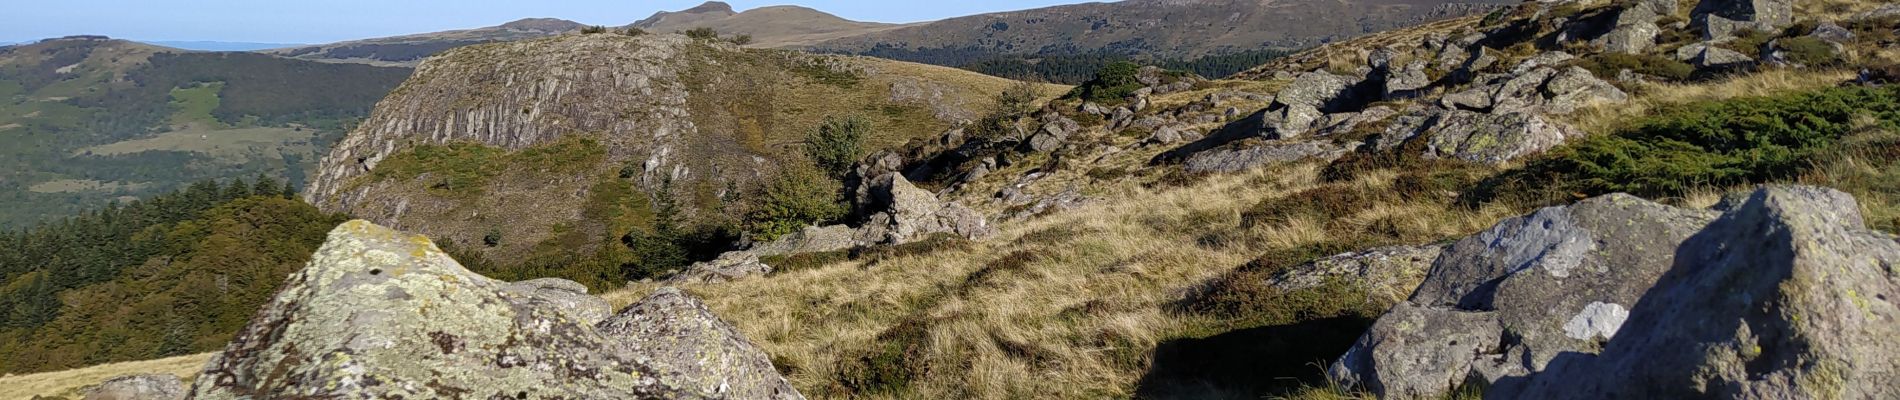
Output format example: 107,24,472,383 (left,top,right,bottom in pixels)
1183,140,1350,174
1692,0,1794,41
1332,186,1900,399
854,174,991,245
188,220,803,399
1499,186,1900,399
1330,193,1719,399
86,374,184,400
502,277,613,325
